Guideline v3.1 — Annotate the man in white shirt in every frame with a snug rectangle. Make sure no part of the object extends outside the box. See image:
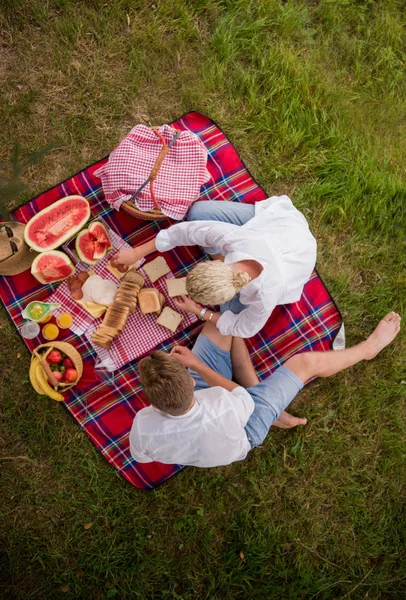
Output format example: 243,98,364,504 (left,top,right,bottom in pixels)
130,312,401,467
